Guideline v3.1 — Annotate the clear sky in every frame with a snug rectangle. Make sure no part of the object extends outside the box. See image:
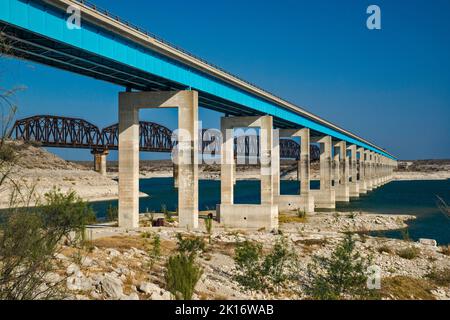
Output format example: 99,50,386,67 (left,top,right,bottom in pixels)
1,0,449,160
